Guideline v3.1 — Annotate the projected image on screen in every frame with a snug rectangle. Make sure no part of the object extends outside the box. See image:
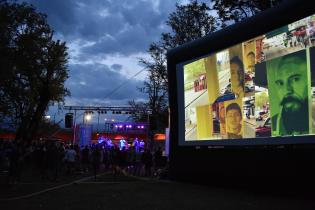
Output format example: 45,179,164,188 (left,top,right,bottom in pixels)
183,14,315,141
